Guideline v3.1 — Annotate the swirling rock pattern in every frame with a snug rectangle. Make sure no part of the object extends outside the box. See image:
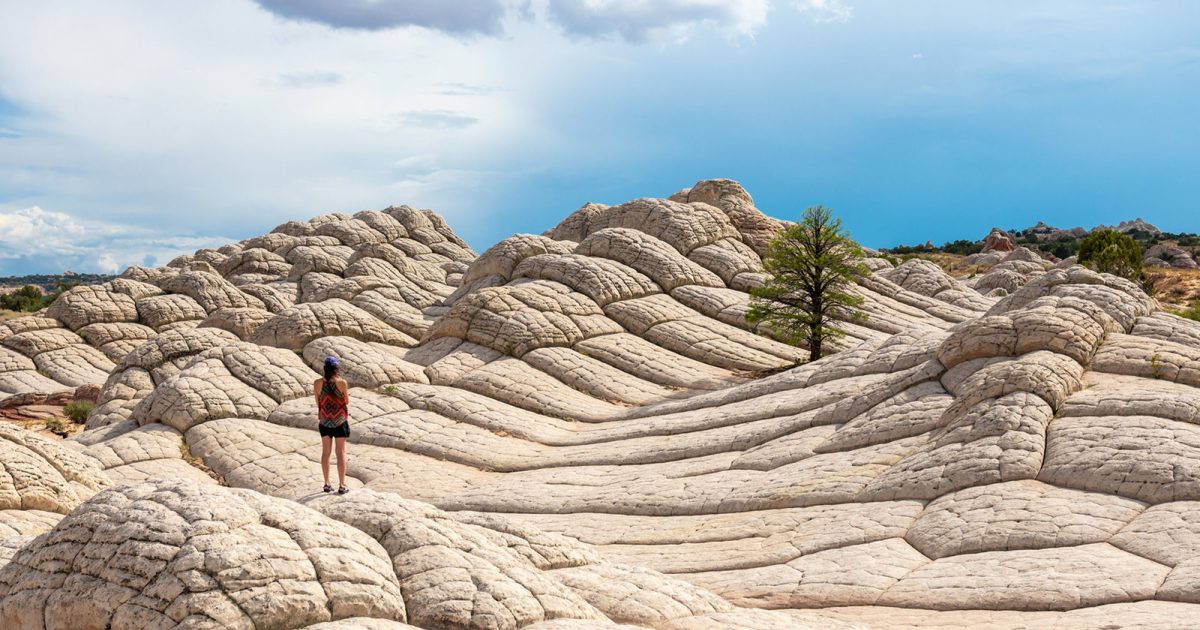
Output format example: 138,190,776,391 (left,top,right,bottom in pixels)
1,180,1199,628
0,480,406,629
